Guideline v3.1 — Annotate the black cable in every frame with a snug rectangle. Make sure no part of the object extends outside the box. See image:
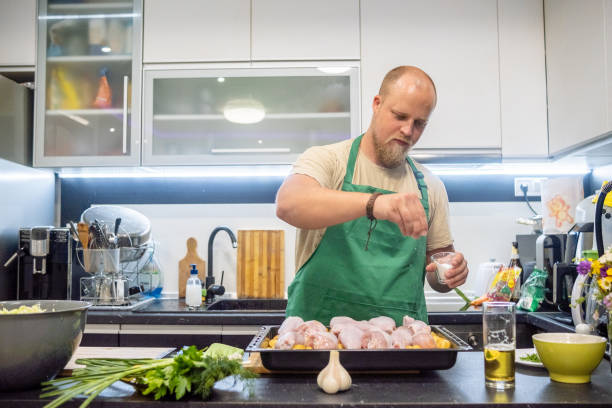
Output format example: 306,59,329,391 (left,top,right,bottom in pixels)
521,184,539,216
595,182,612,256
